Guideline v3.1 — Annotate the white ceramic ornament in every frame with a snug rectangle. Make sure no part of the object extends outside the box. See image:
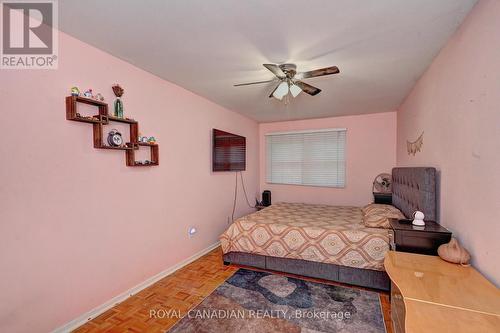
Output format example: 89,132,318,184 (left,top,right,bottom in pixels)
412,211,425,226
